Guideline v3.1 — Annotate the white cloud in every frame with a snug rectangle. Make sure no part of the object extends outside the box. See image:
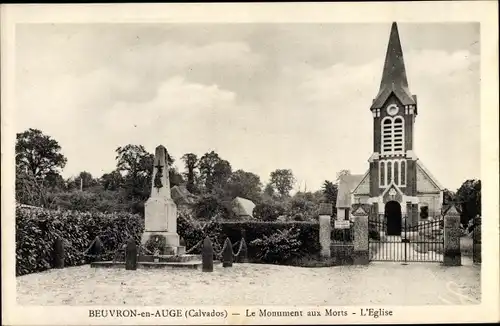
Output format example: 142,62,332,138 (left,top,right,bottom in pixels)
15,25,480,192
